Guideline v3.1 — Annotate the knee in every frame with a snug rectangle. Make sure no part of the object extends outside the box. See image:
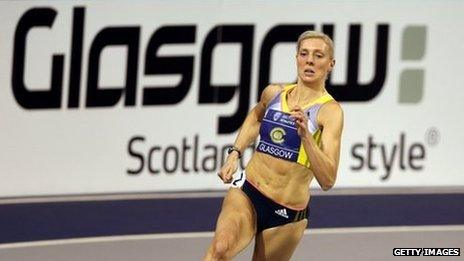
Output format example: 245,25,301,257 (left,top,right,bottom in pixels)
212,240,229,259
211,232,235,260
